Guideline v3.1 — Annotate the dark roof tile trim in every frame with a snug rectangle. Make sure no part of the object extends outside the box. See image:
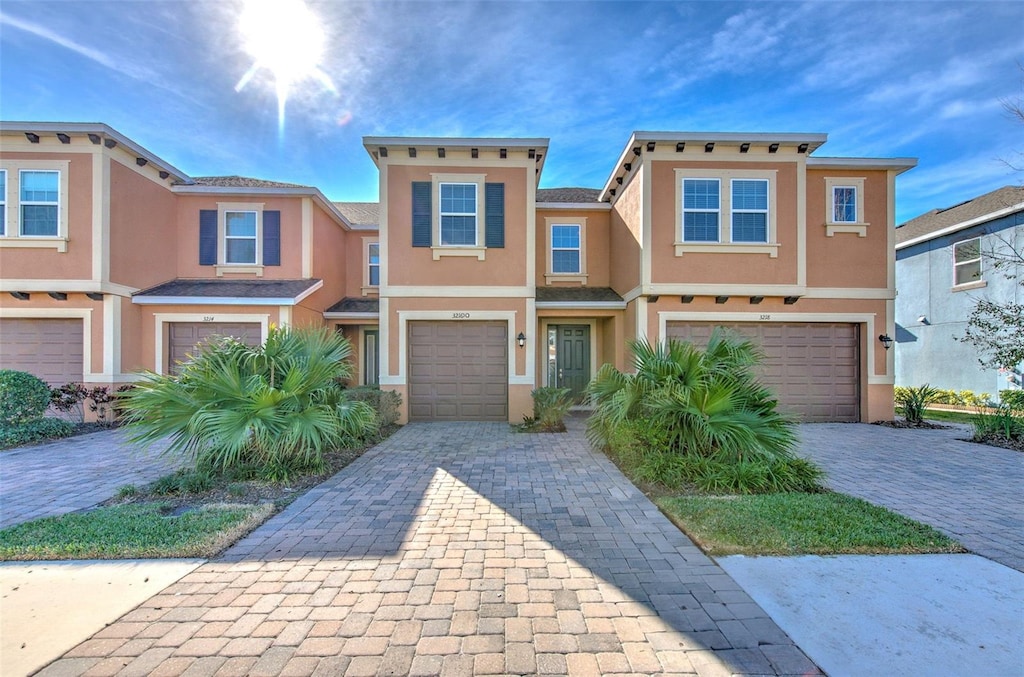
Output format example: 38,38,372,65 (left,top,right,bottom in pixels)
134,279,321,298
535,286,624,303
536,187,602,203
325,297,380,313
